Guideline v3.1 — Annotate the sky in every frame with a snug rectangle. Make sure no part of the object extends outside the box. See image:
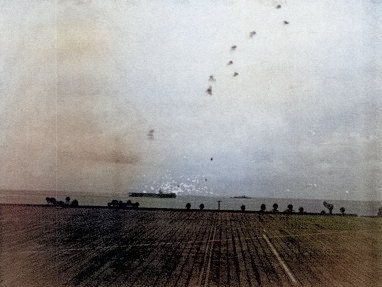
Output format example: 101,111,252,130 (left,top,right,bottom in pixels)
0,0,381,201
